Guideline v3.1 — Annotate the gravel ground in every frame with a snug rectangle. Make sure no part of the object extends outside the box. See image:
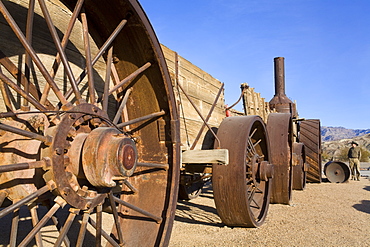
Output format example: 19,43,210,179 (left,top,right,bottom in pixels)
169,176,370,247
